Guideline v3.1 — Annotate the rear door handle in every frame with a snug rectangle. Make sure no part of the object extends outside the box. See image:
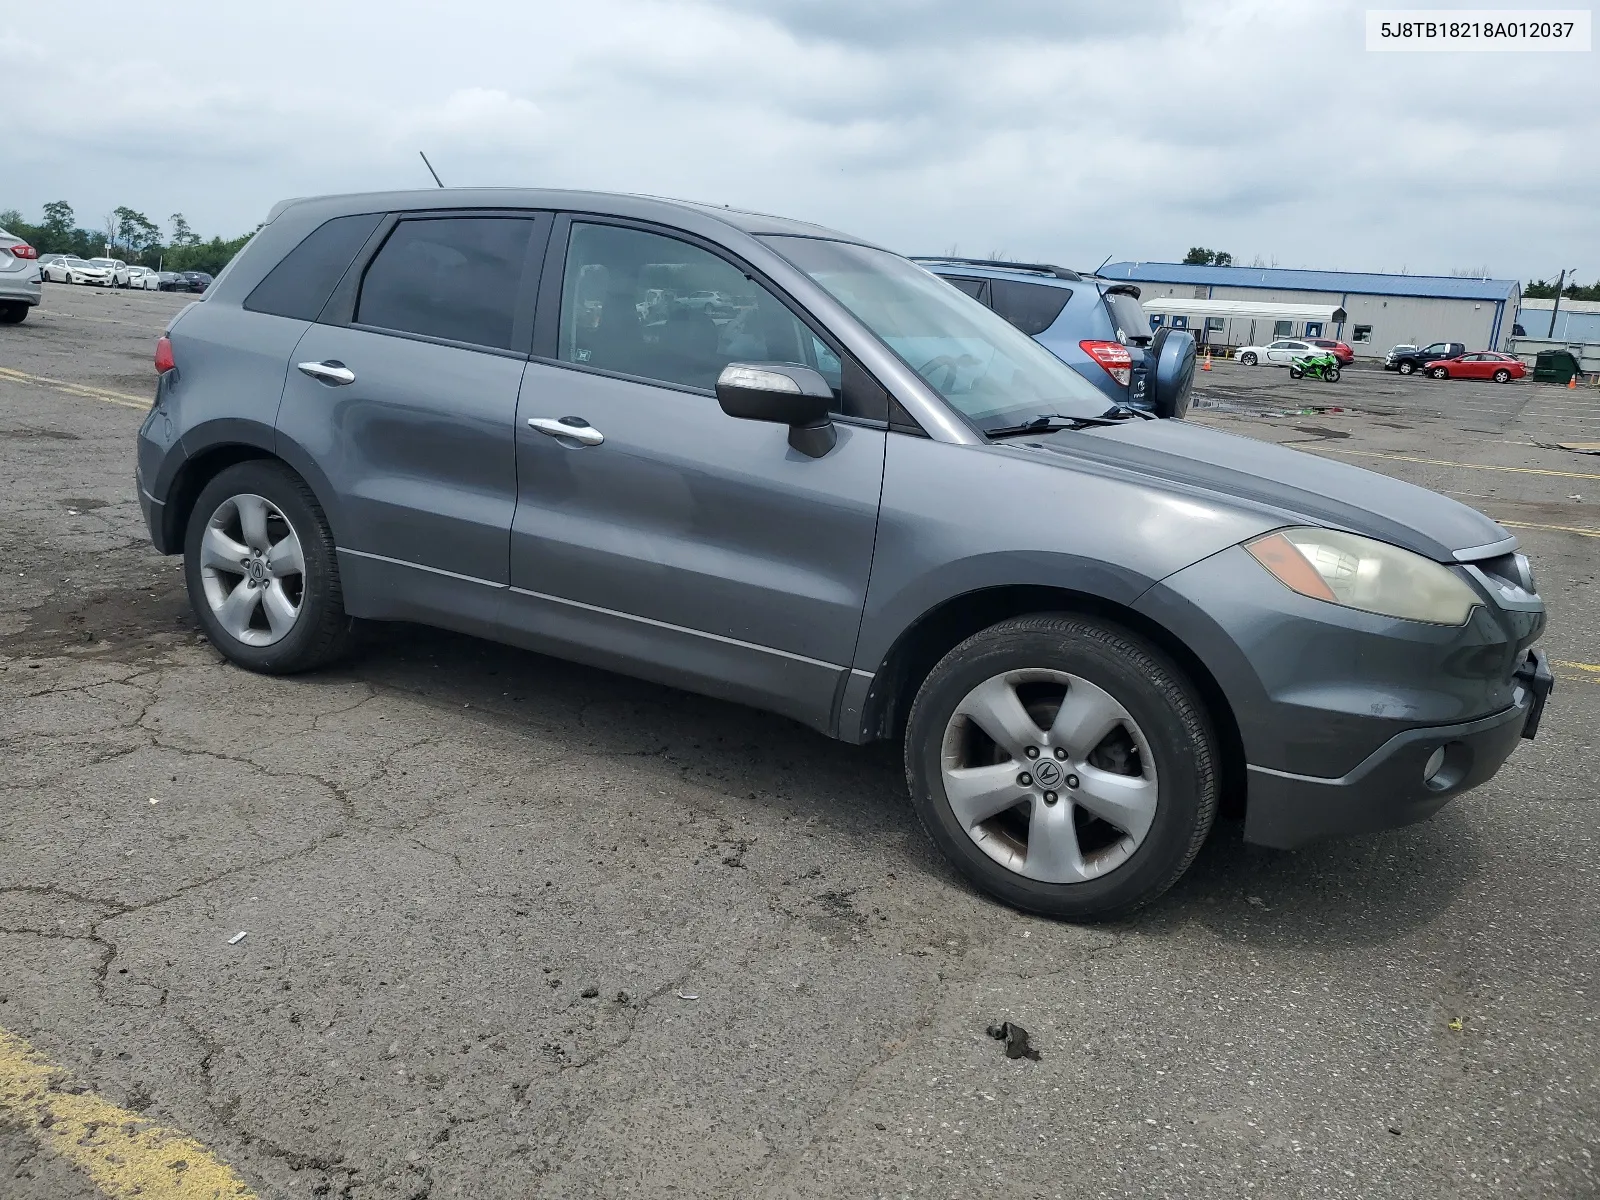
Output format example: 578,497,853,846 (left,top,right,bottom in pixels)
297,360,355,386
527,416,604,447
